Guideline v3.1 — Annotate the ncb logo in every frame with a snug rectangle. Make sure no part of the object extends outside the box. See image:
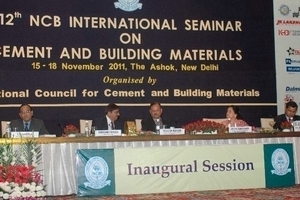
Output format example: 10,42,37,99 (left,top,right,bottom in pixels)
114,0,142,12
271,148,291,176
84,156,111,189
